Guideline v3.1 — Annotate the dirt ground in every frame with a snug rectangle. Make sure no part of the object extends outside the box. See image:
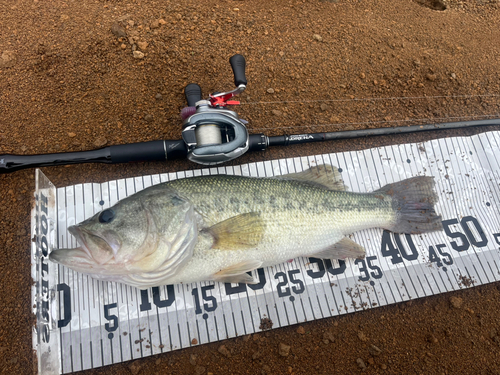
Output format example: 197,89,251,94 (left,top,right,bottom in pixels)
1,0,500,374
